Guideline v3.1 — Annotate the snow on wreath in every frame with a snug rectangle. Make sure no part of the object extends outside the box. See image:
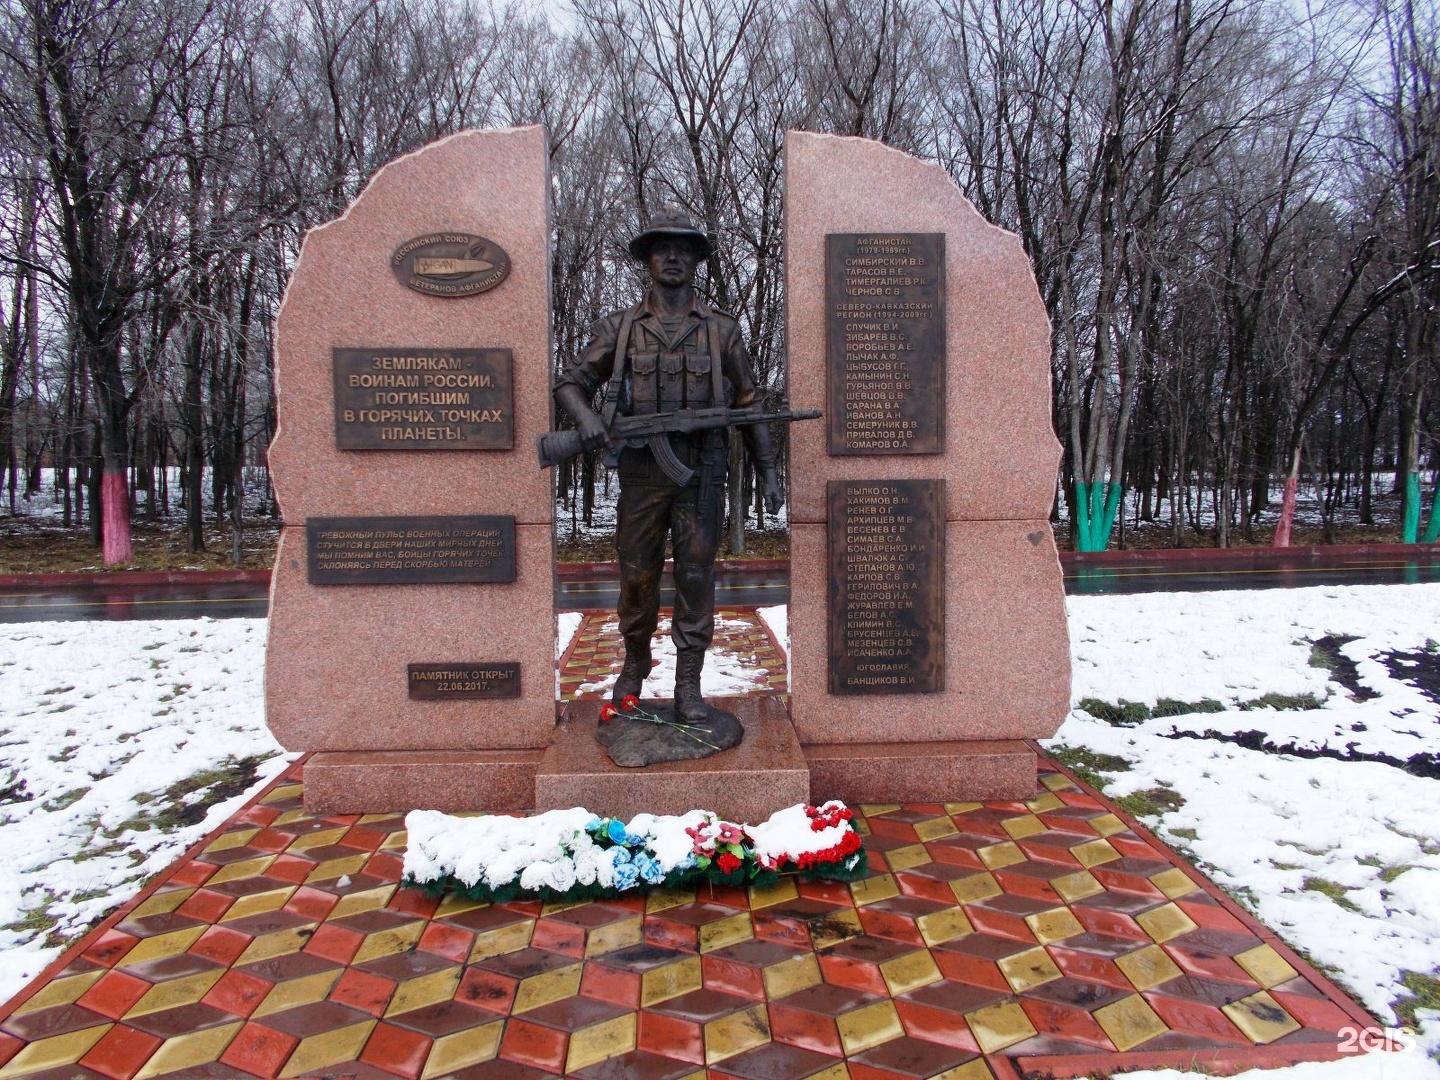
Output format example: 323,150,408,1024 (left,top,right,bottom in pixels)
401,802,868,903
